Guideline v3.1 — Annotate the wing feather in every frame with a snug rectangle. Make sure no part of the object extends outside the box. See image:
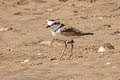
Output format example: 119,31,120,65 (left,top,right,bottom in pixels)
60,26,83,36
